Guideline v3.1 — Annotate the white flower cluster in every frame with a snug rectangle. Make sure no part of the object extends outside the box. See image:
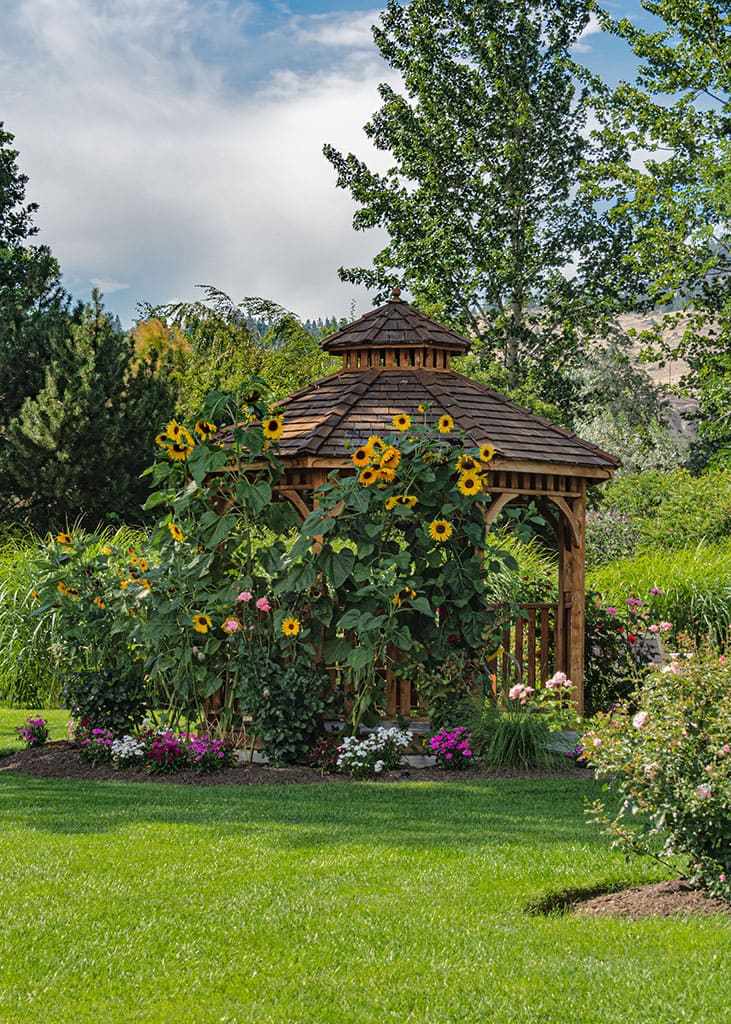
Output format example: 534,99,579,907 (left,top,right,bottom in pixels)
336,726,412,778
110,734,146,766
